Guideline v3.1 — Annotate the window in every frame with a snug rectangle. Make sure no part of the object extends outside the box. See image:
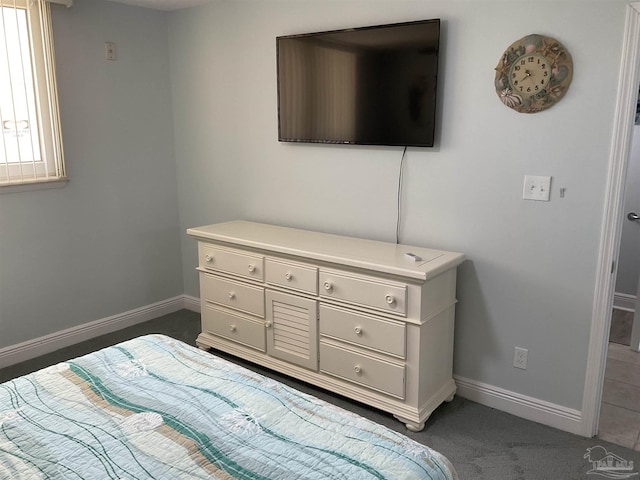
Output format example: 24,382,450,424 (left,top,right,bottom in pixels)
0,0,66,188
